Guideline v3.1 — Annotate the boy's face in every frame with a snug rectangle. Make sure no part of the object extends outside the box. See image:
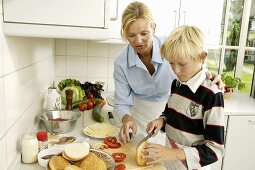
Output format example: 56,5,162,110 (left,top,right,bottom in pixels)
169,56,205,82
